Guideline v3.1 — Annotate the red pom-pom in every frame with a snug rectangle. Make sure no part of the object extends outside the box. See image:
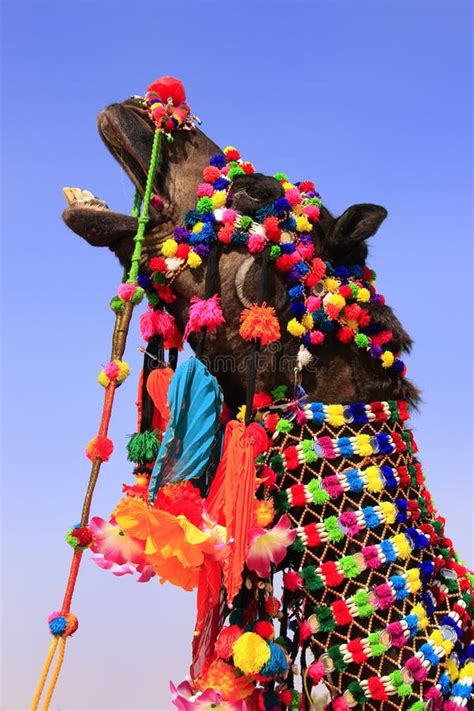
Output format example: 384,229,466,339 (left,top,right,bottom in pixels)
265,595,281,616
218,224,234,244
155,285,176,303
260,466,277,488
344,303,361,320
202,165,221,183
254,620,274,639
71,526,93,547
214,625,243,660
275,254,298,272
336,326,354,344
263,216,281,242
338,285,353,299
253,391,273,410
176,243,190,259
149,257,168,273
224,147,240,161
299,620,313,642
298,181,315,193
263,413,279,432
305,273,319,288
147,76,186,105
86,435,113,462
241,162,255,174
298,242,314,260
283,570,302,591
246,422,270,457
357,310,371,327
311,258,327,281
279,690,293,705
